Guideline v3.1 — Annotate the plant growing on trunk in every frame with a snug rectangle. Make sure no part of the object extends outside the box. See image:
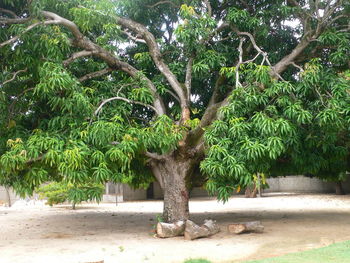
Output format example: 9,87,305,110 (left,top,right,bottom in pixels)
0,0,349,222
